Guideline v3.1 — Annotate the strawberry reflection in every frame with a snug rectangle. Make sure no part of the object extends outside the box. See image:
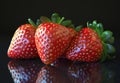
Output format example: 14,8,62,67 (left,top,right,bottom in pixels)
8,59,43,83
67,62,116,83
51,58,73,72
67,62,102,83
7,58,116,83
36,65,70,83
